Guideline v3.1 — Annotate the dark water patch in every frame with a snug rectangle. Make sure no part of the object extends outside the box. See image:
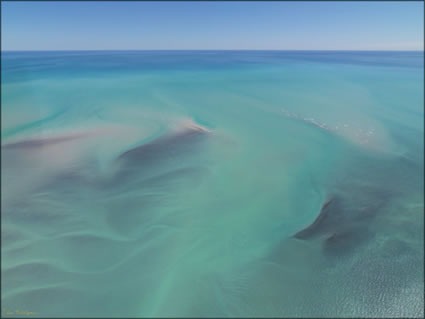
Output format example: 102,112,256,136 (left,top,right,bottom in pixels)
2,133,89,150
293,197,341,239
111,126,209,185
117,126,208,164
323,226,375,257
36,161,106,197
293,186,393,256
292,148,404,258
